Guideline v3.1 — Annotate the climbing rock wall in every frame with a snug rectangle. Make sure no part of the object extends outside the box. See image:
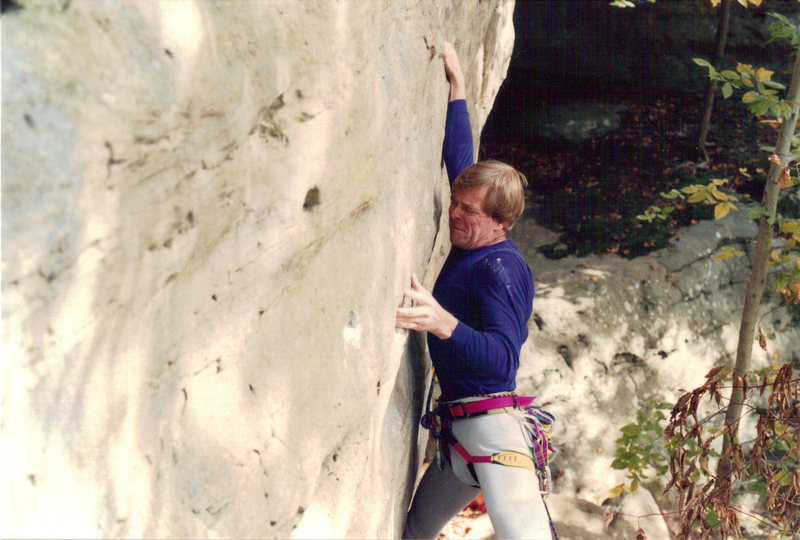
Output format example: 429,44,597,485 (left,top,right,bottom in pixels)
1,1,515,537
